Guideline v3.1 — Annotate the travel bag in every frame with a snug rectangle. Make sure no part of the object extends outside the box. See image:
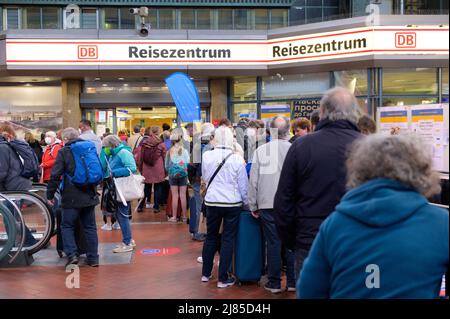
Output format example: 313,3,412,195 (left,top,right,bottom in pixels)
233,211,264,284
